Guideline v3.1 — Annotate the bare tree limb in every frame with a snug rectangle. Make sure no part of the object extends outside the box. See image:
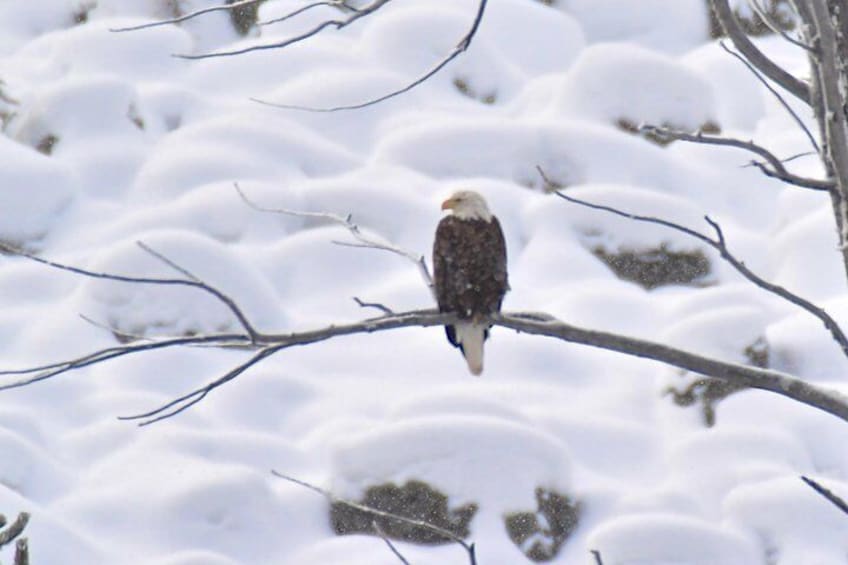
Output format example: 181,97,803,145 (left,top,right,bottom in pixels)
0,513,28,547
372,520,412,565
249,0,488,111
539,166,848,360
353,297,395,315
807,0,848,253
745,0,814,51
4,303,848,426
591,549,605,565
494,311,848,423
260,1,357,27
710,0,811,104
172,0,392,60
0,241,263,343
639,125,832,191
272,471,478,565
235,183,436,297
0,333,249,389
801,475,848,515
14,537,28,565
718,41,820,154
110,0,269,32
114,309,452,425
